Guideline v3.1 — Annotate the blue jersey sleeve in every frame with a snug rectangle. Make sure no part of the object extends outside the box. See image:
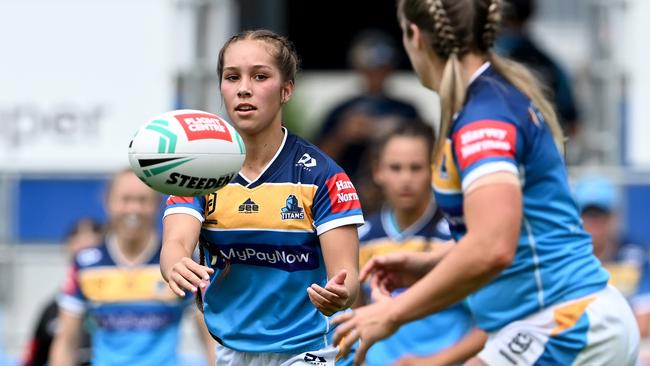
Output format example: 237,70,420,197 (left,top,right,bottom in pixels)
312,160,364,235
58,259,87,315
451,119,523,191
164,195,207,223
